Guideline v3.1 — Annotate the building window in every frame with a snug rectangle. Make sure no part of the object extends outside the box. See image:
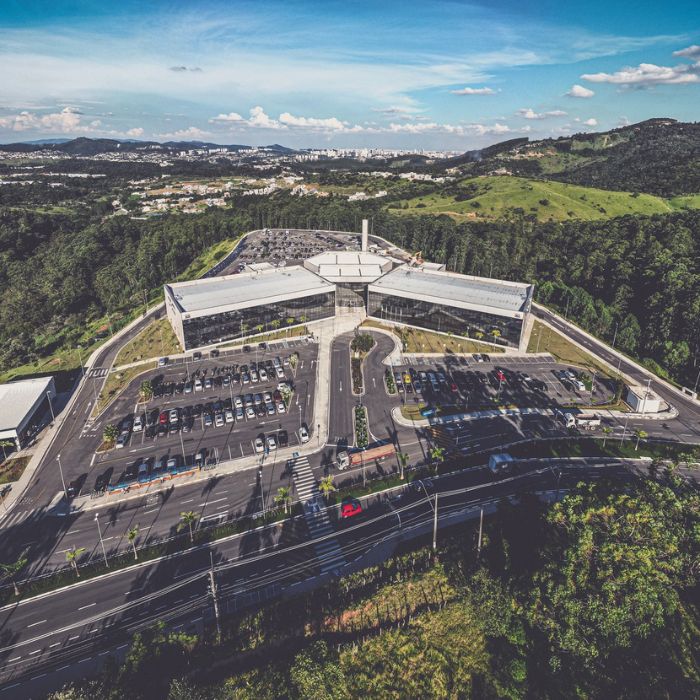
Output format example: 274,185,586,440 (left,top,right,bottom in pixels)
181,291,335,348
367,291,522,347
